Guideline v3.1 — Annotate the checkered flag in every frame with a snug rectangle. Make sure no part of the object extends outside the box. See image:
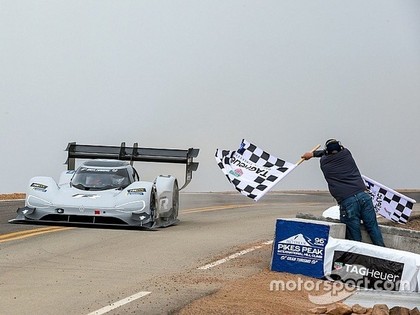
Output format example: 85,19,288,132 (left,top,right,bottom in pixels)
362,175,416,224
215,139,296,201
